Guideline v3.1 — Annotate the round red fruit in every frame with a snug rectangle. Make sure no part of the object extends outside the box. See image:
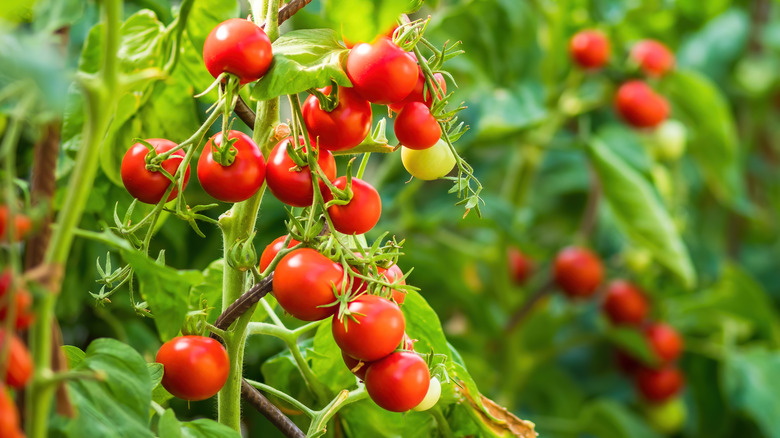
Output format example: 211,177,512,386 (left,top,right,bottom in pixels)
635,366,684,402
273,248,344,321
553,246,604,298
0,207,32,242
259,235,300,272
507,247,533,285
569,30,611,69
265,137,337,207
156,336,229,401
342,351,371,380
0,384,23,438
645,322,683,364
603,280,649,326
346,37,417,104
203,18,272,84
0,330,32,389
325,177,381,235
303,86,372,151
615,80,669,129
631,40,675,77
379,264,407,305
394,102,441,150
121,139,190,204
0,272,35,330
365,351,430,412
198,130,265,203
388,54,447,112
332,295,405,362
